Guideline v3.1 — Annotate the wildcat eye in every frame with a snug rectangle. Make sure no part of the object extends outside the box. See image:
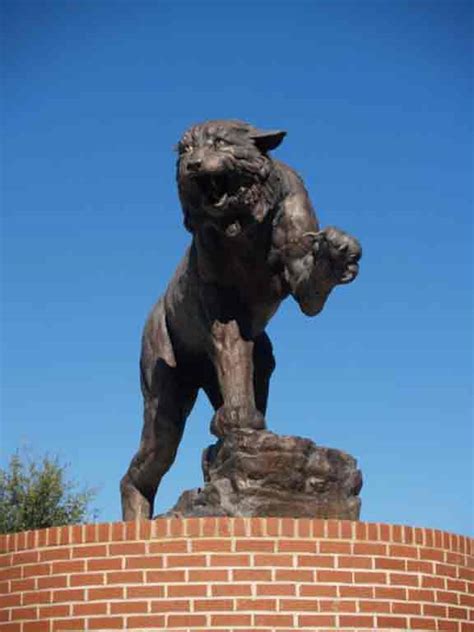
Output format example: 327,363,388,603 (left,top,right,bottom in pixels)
215,138,229,148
